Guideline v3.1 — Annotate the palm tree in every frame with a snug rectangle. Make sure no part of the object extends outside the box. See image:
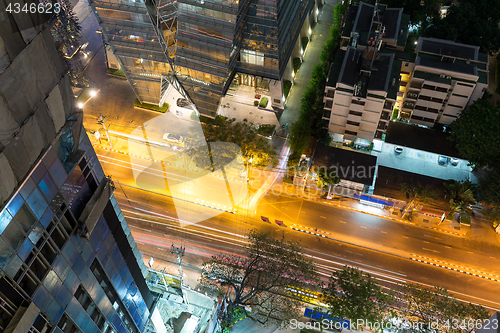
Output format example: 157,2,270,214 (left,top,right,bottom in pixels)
443,180,477,215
